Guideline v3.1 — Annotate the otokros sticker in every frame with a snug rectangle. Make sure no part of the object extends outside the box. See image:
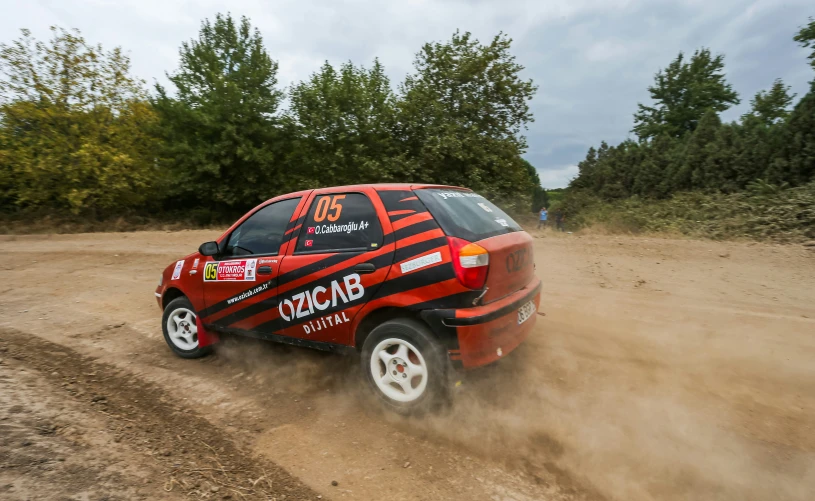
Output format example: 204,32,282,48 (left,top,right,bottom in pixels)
203,259,257,282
